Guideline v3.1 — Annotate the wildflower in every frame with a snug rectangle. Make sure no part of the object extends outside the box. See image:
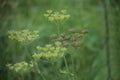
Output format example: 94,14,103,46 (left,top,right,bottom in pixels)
6,61,33,74
36,46,42,50
55,41,61,46
45,44,52,48
32,42,67,61
44,9,70,22
61,10,67,14
44,14,49,17
46,10,53,14
48,17,54,21
8,29,39,43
